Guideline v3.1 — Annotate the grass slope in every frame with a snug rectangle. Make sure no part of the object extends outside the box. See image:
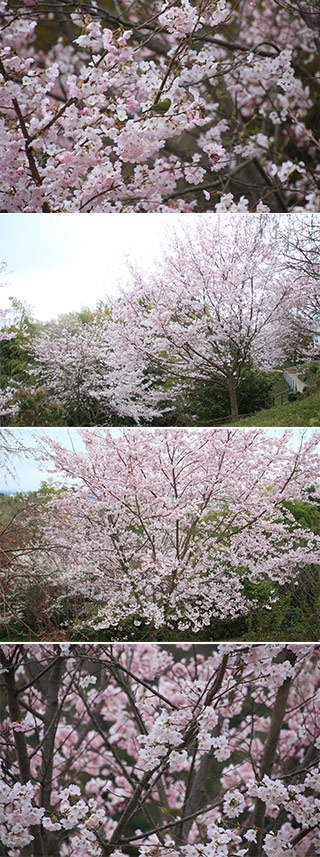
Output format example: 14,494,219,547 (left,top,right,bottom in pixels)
233,389,320,426
232,365,320,427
